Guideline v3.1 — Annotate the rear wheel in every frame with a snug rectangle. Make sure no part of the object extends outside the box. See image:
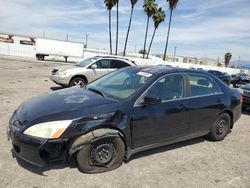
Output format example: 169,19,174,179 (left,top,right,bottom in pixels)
207,113,231,141
76,137,125,173
69,77,86,87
